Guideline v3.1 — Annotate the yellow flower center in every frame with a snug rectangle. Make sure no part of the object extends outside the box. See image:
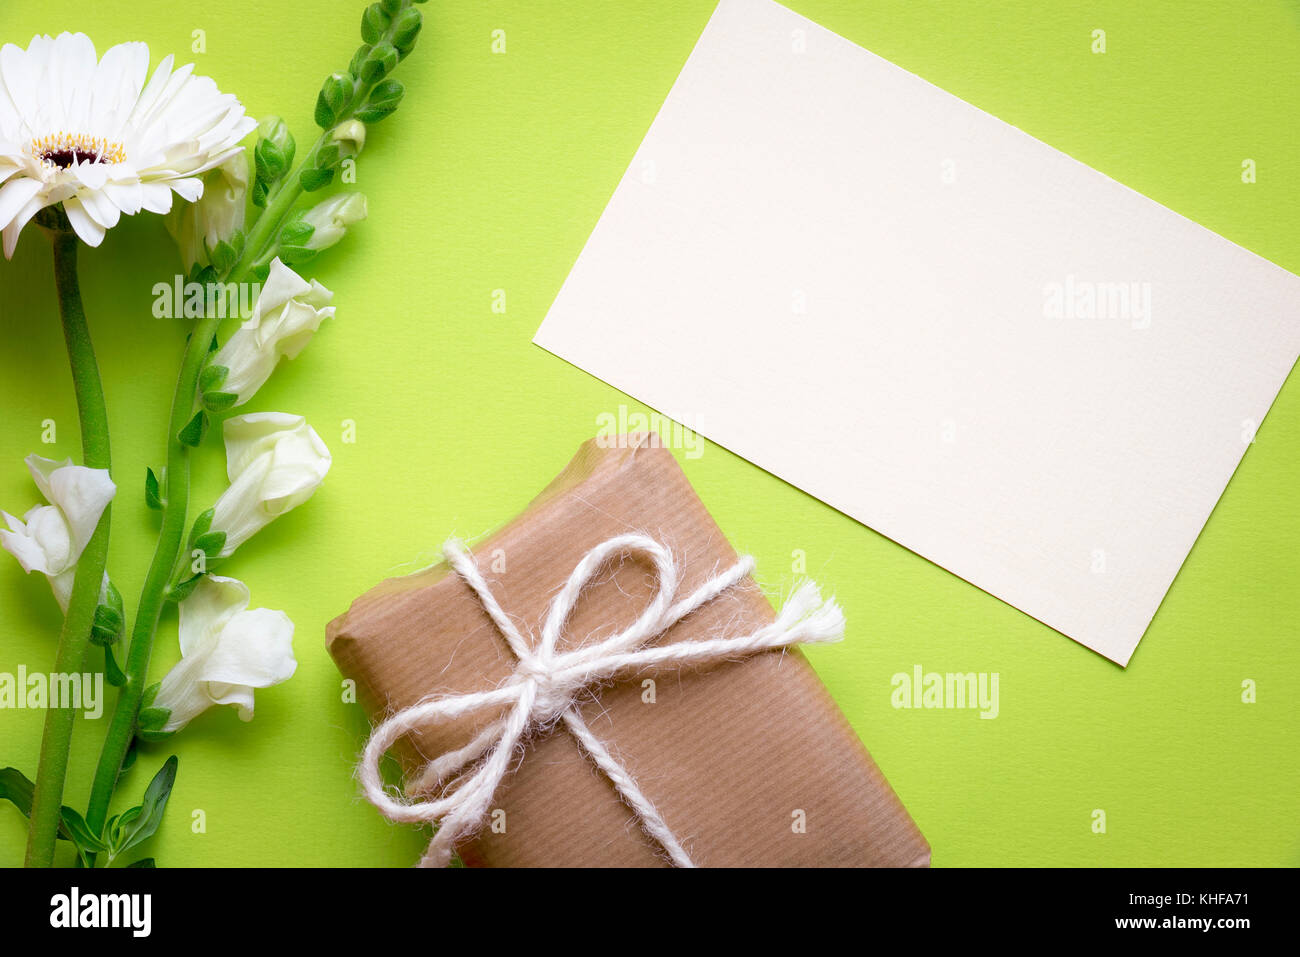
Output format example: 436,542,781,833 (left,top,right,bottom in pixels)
28,132,126,169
